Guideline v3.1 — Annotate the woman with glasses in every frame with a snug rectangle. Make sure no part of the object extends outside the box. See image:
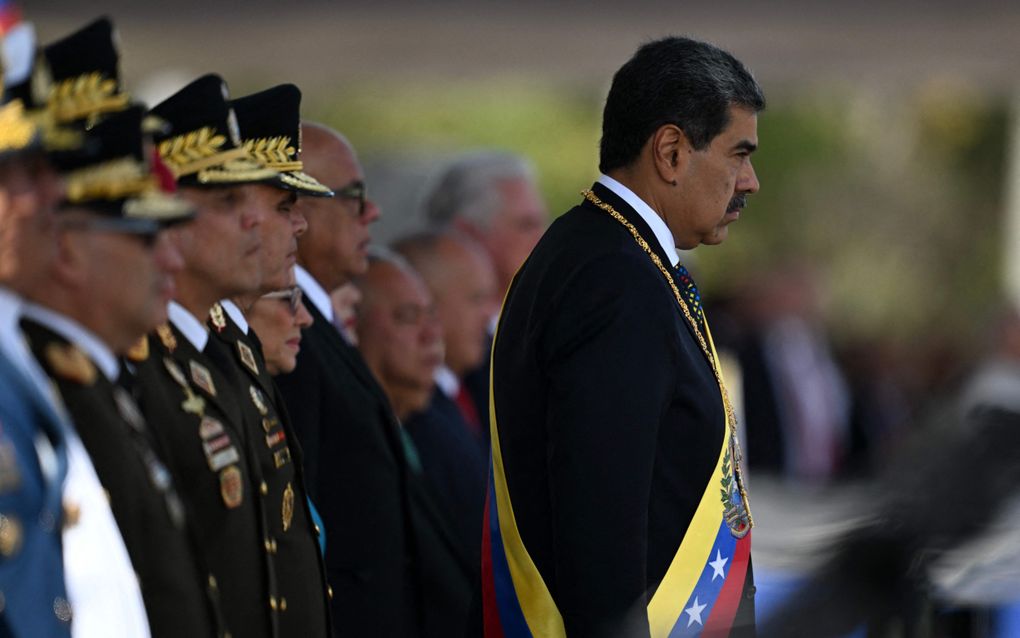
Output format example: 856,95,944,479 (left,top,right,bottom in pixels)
248,286,313,376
